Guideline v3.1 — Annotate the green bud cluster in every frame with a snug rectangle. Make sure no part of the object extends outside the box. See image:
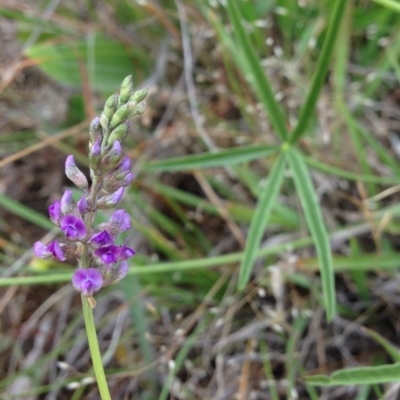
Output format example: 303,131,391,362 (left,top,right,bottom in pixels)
98,75,148,150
